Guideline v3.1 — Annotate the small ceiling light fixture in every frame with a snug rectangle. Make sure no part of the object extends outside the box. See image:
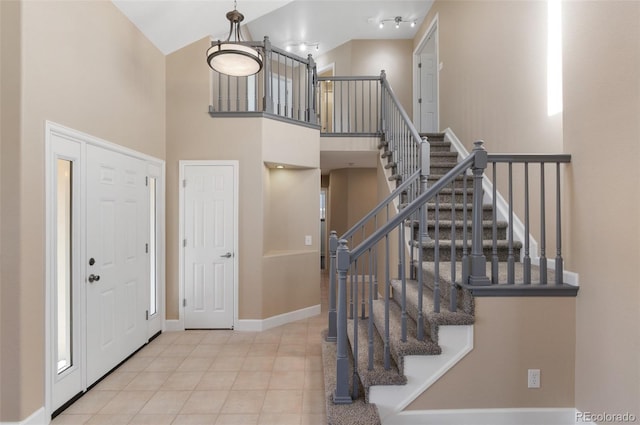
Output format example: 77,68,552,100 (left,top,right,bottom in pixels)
206,0,263,77
276,165,285,169
378,16,417,30
285,41,319,53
